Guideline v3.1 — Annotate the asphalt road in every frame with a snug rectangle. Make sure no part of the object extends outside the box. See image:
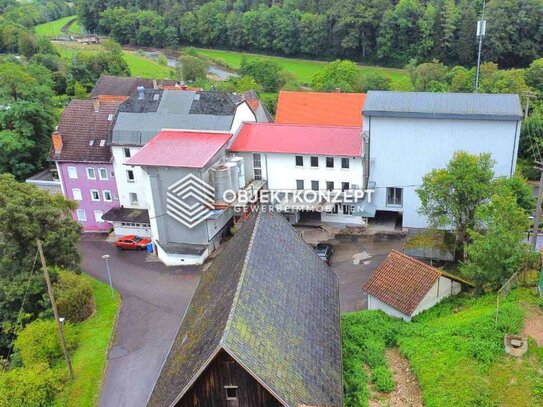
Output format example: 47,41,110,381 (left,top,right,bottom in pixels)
80,235,200,407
